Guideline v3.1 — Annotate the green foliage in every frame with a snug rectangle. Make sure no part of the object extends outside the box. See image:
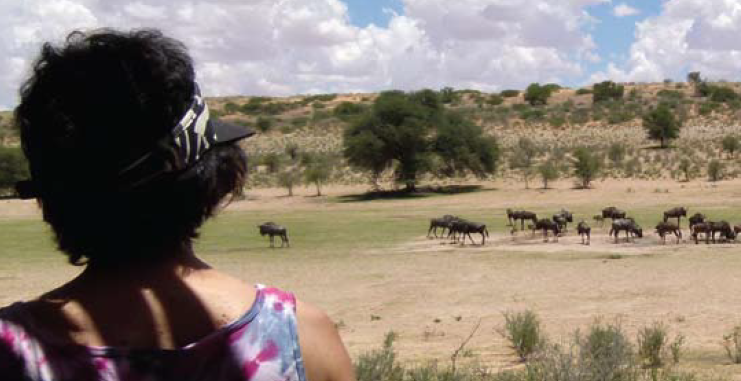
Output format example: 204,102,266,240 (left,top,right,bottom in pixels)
542,83,562,94
304,155,334,196
643,104,682,148
343,90,498,191
355,332,405,381
687,71,702,84
256,116,273,133
277,168,302,196
577,321,634,380
710,86,739,103
678,158,693,182
487,95,504,106
224,102,240,114
708,160,723,182
510,137,540,189
569,108,590,125
637,323,668,368
261,153,285,174
722,135,740,158
593,81,625,103
0,146,29,192
524,83,553,106
657,89,684,100
723,325,741,364
501,310,545,361
440,87,459,104
548,115,566,128
500,89,520,98
573,147,602,188
608,143,626,167
302,94,337,104
576,88,593,95
538,161,559,189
